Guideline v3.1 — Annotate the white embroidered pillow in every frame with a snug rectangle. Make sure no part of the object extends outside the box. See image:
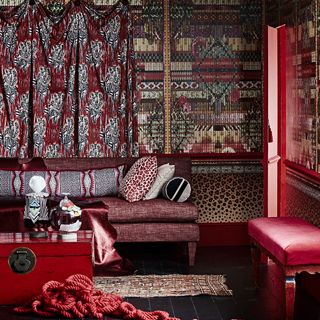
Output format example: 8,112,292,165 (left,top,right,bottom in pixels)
119,156,158,202
144,163,175,200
